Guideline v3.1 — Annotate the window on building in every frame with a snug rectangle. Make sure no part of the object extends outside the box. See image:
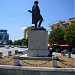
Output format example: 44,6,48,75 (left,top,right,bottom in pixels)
0,35,3,40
